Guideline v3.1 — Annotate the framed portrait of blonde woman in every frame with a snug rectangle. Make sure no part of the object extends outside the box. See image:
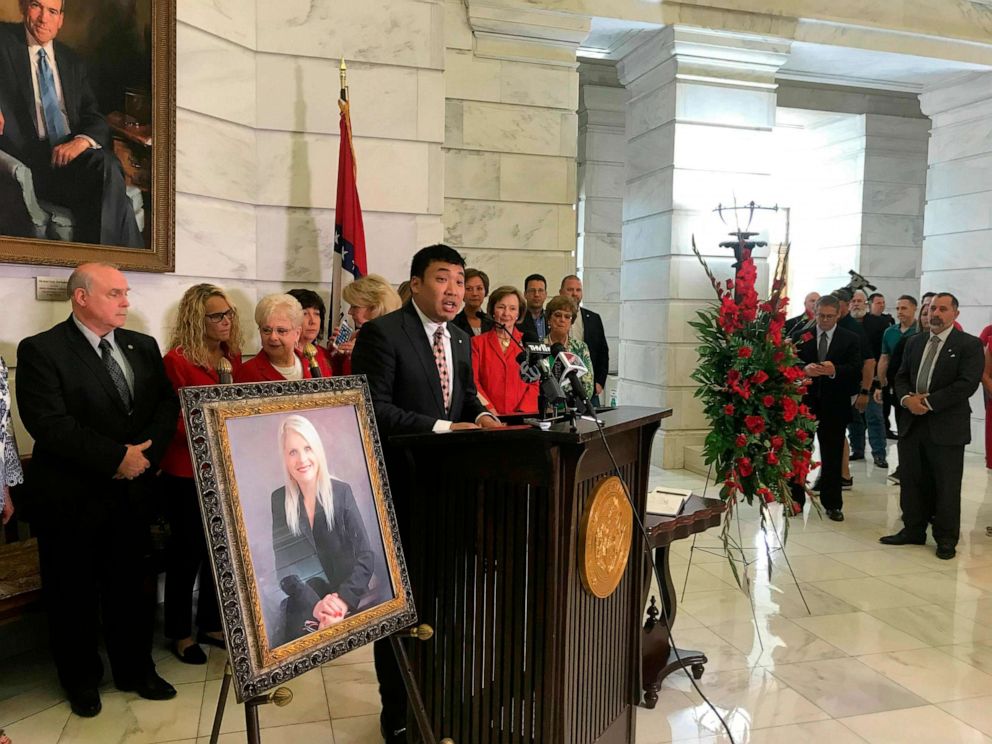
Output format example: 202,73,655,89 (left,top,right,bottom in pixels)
180,375,415,702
